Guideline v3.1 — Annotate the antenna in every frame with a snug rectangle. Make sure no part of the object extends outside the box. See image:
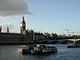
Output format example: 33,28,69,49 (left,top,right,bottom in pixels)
65,28,69,36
